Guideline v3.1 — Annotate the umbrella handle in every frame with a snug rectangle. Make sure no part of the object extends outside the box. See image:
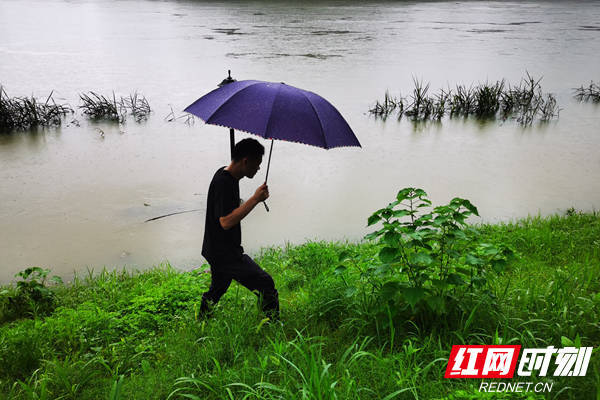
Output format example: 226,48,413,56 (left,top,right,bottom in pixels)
265,139,274,184
262,139,274,212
